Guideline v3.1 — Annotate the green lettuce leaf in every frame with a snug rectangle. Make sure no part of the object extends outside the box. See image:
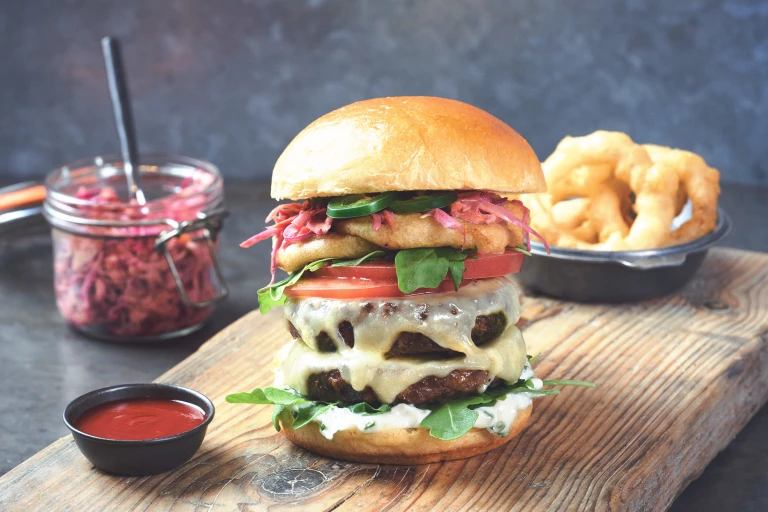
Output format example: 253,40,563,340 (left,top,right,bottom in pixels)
394,247,469,294
257,251,387,314
272,405,285,431
225,387,306,405
511,244,533,256
346,403,393,415
225,360,595,441
292,403,336,429
256,259,330,314
420,396,490,440
330,250,387,267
